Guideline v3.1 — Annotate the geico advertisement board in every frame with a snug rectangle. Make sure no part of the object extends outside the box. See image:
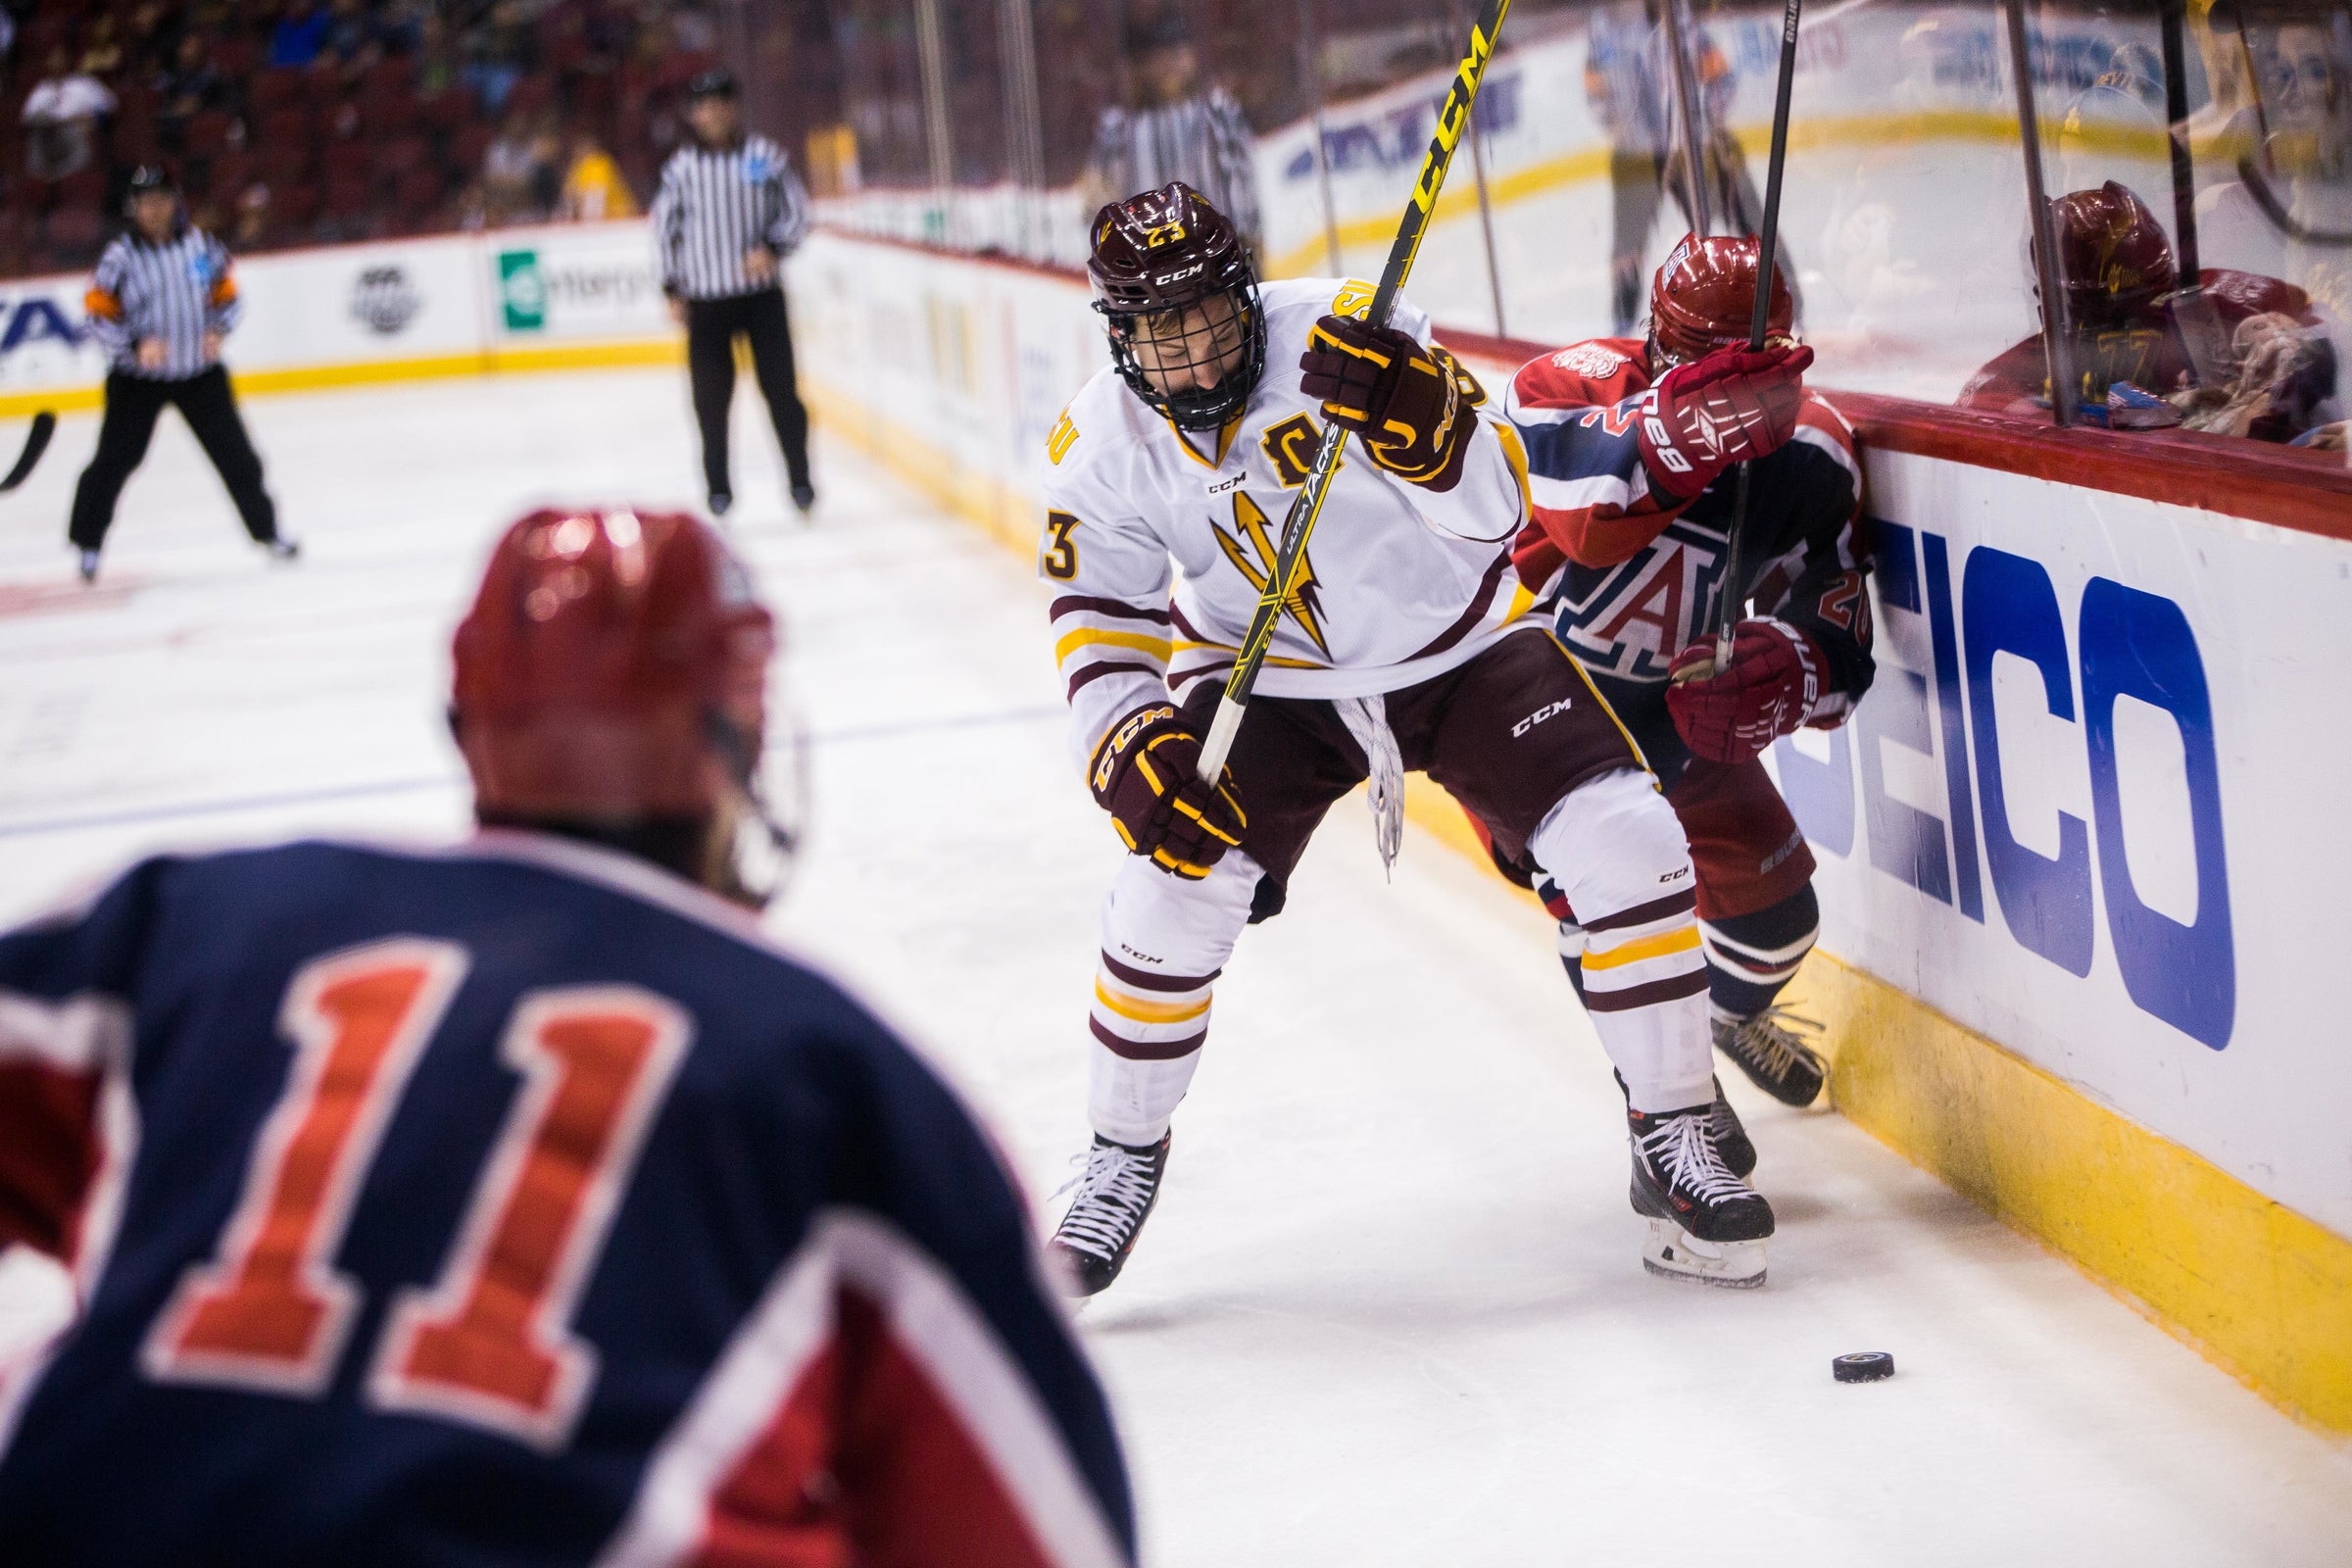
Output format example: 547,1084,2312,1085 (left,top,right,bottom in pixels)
1767,453,2352,1238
